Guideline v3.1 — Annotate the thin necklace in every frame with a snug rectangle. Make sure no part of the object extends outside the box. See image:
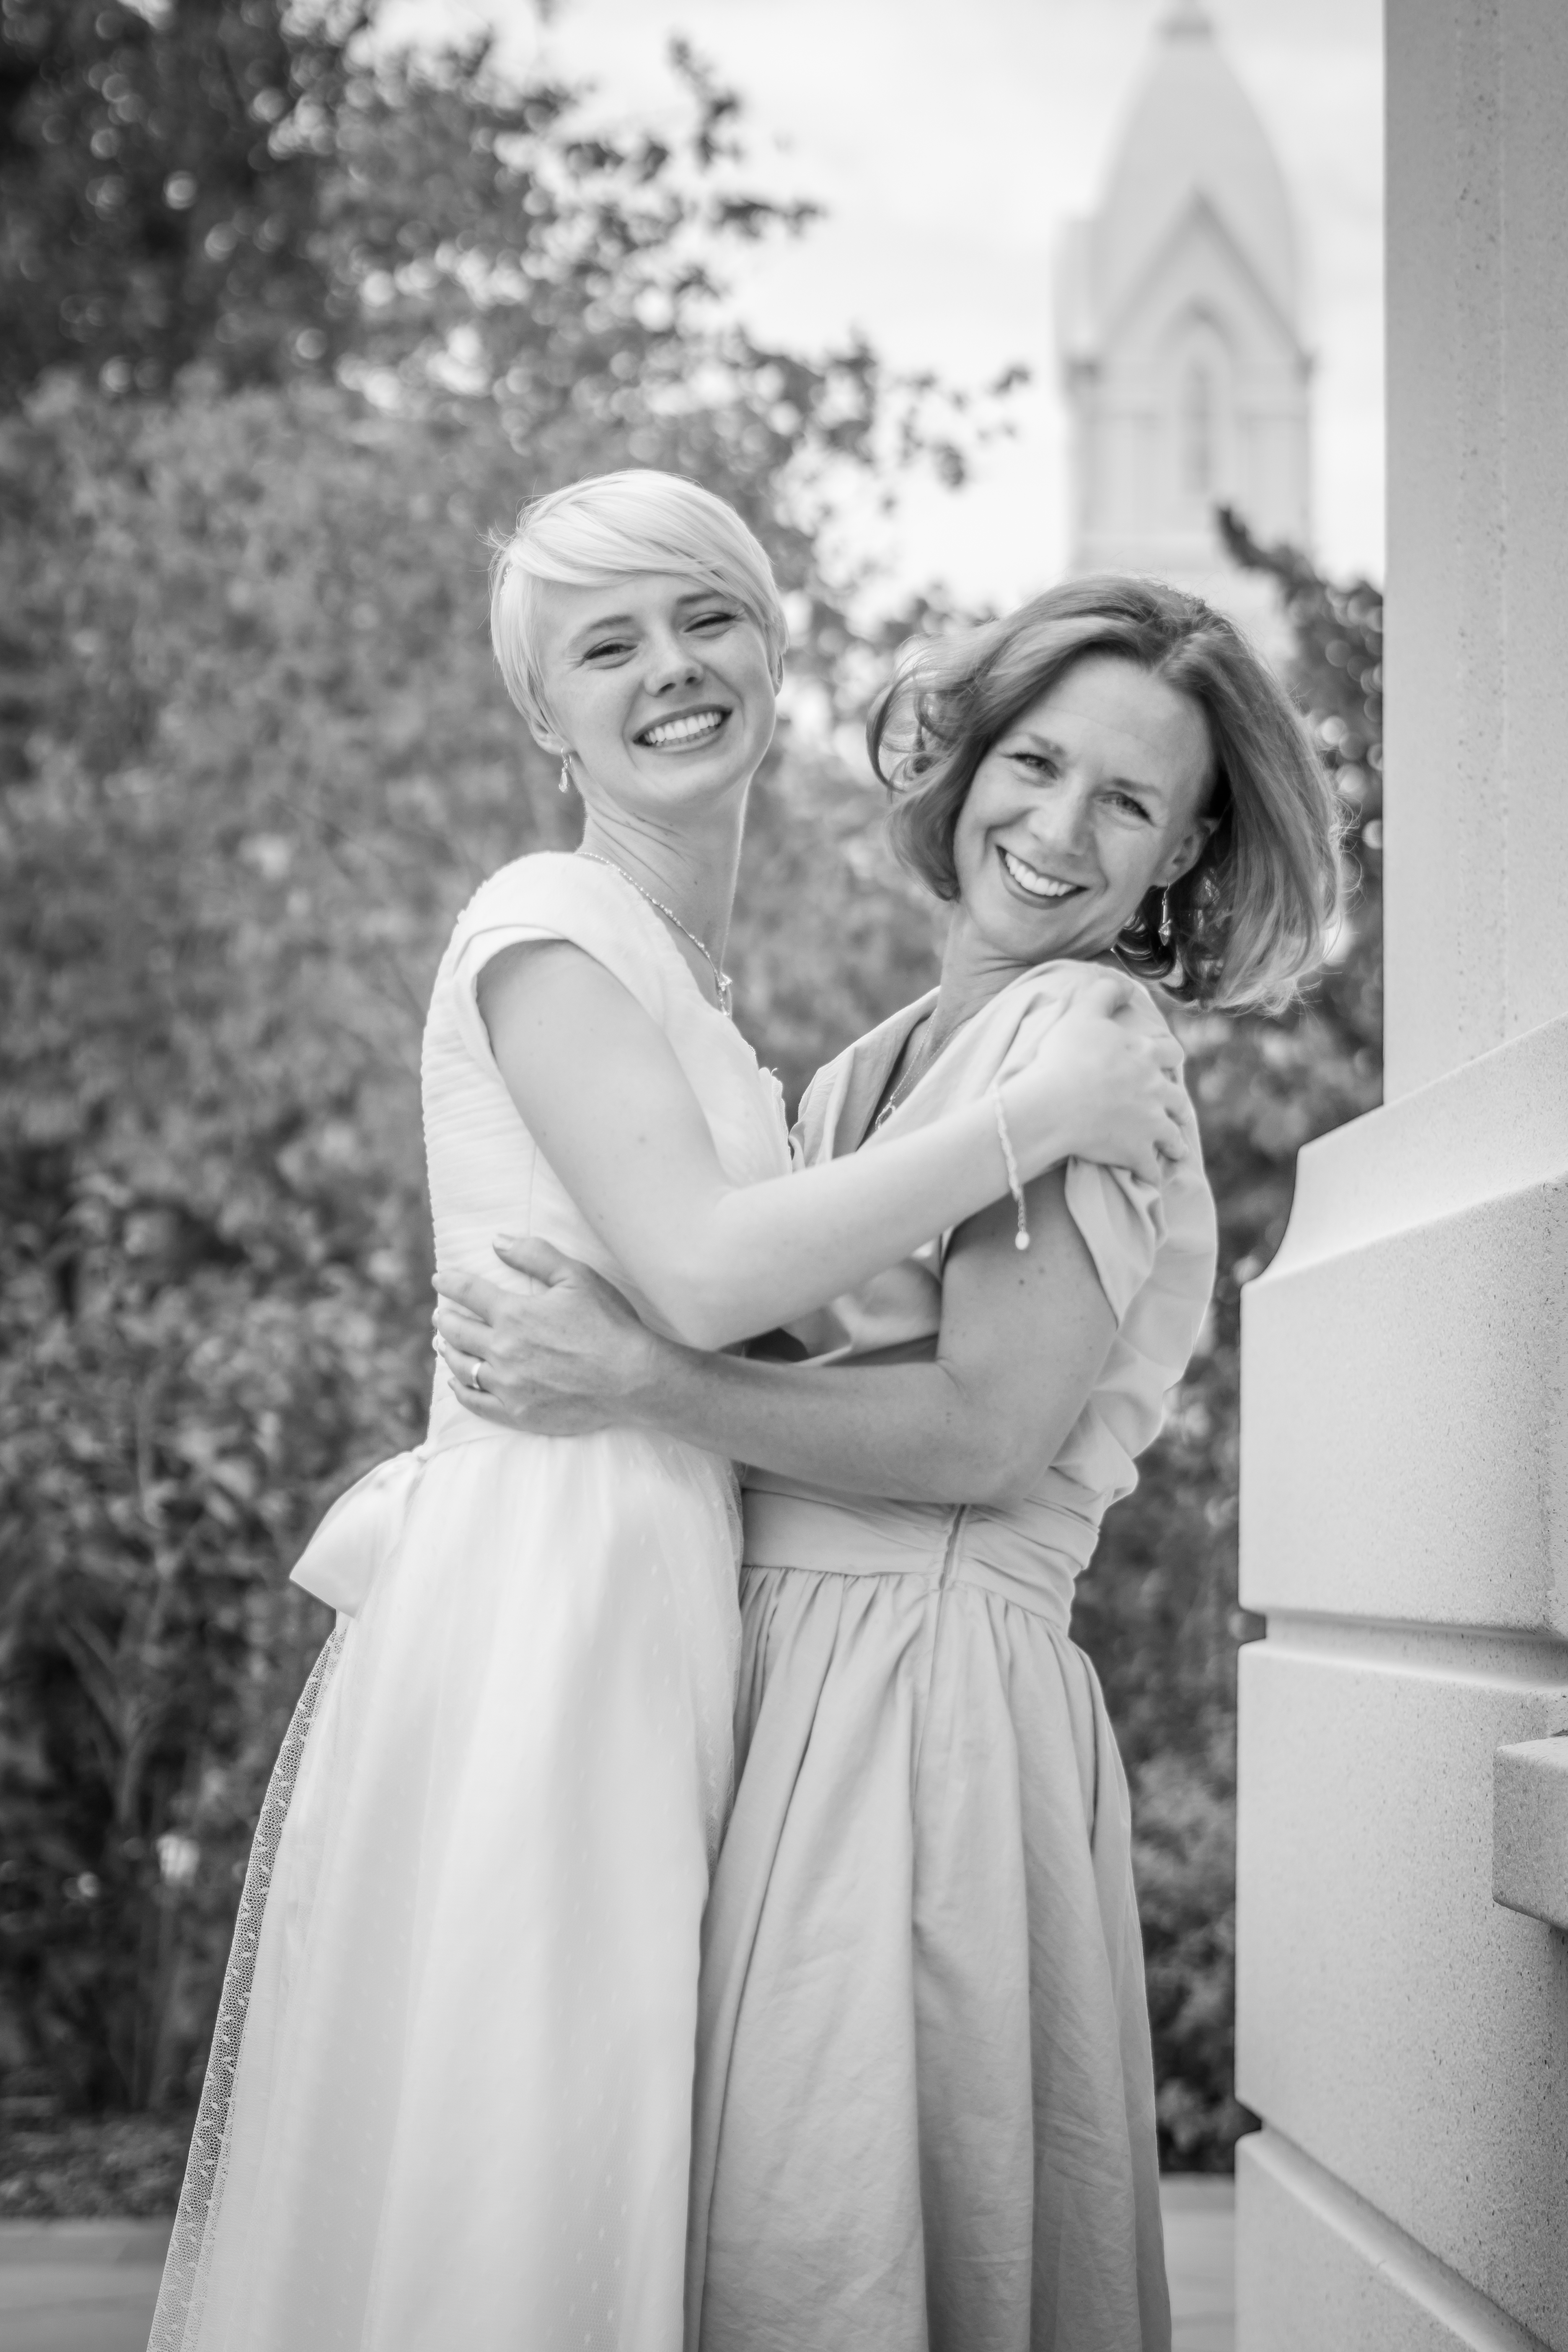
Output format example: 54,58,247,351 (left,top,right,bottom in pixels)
577,851,734,1018
872,1013,937,1130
